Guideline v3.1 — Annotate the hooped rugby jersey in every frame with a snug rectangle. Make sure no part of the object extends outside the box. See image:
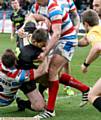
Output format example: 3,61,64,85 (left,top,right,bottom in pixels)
58,0,77,12
30,0,77,43
0,63,34,106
